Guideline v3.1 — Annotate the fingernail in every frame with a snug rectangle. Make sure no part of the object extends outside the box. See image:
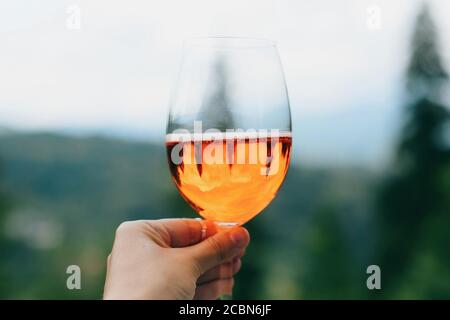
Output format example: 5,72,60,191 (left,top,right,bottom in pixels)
230,228,247,247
